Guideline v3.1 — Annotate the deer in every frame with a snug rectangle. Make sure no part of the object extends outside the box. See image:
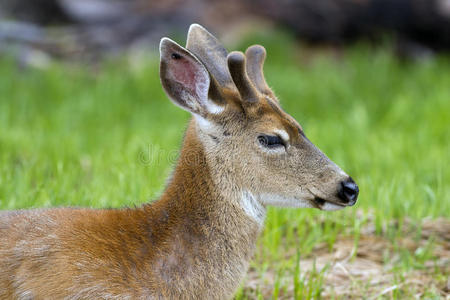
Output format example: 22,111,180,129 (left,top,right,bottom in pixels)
0,24,358,299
